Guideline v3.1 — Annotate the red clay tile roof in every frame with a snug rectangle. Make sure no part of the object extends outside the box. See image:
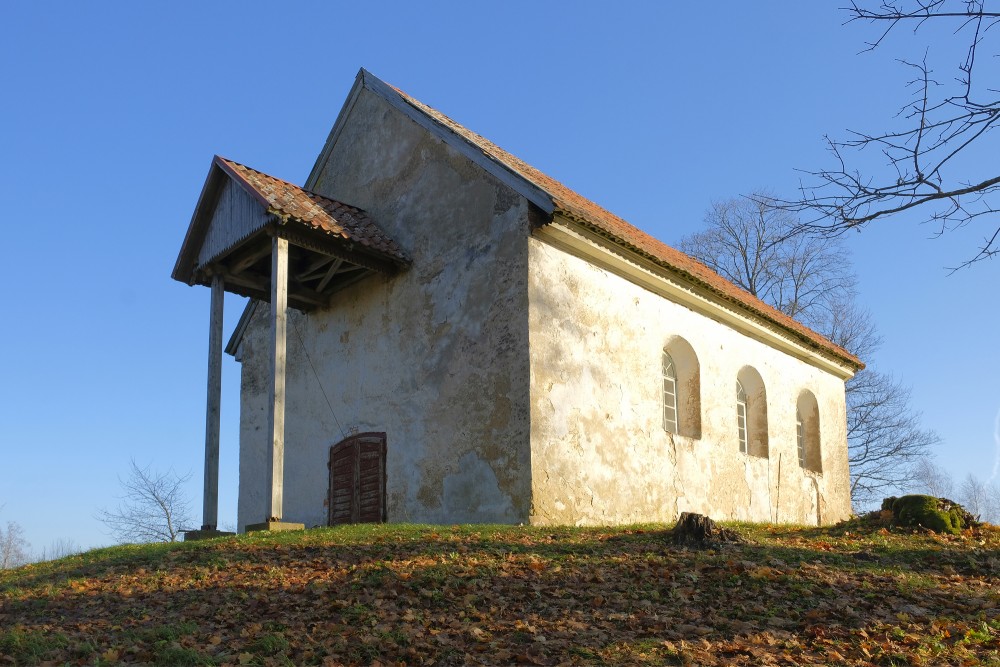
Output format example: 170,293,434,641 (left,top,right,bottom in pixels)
390,87,862,371
216,156,409,263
